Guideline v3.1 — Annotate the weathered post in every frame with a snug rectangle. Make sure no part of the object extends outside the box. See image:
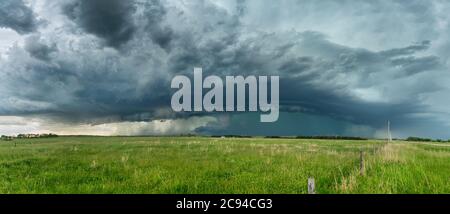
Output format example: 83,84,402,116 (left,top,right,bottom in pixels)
359,150,365,176
308,178,315,194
